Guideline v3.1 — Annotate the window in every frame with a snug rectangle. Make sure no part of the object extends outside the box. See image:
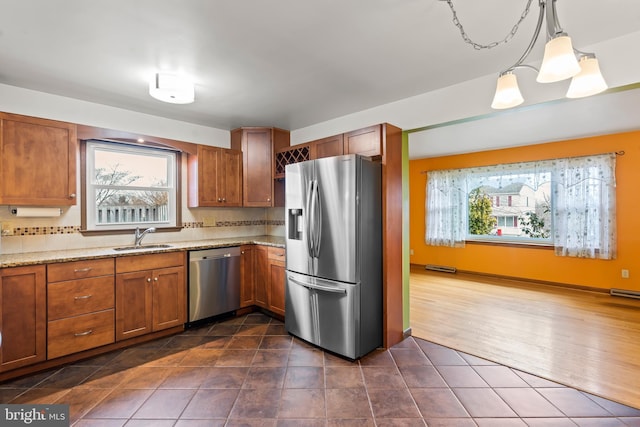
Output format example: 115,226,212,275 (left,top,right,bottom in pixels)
84,140,179,232
468,168,552,242
425,154,617,259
